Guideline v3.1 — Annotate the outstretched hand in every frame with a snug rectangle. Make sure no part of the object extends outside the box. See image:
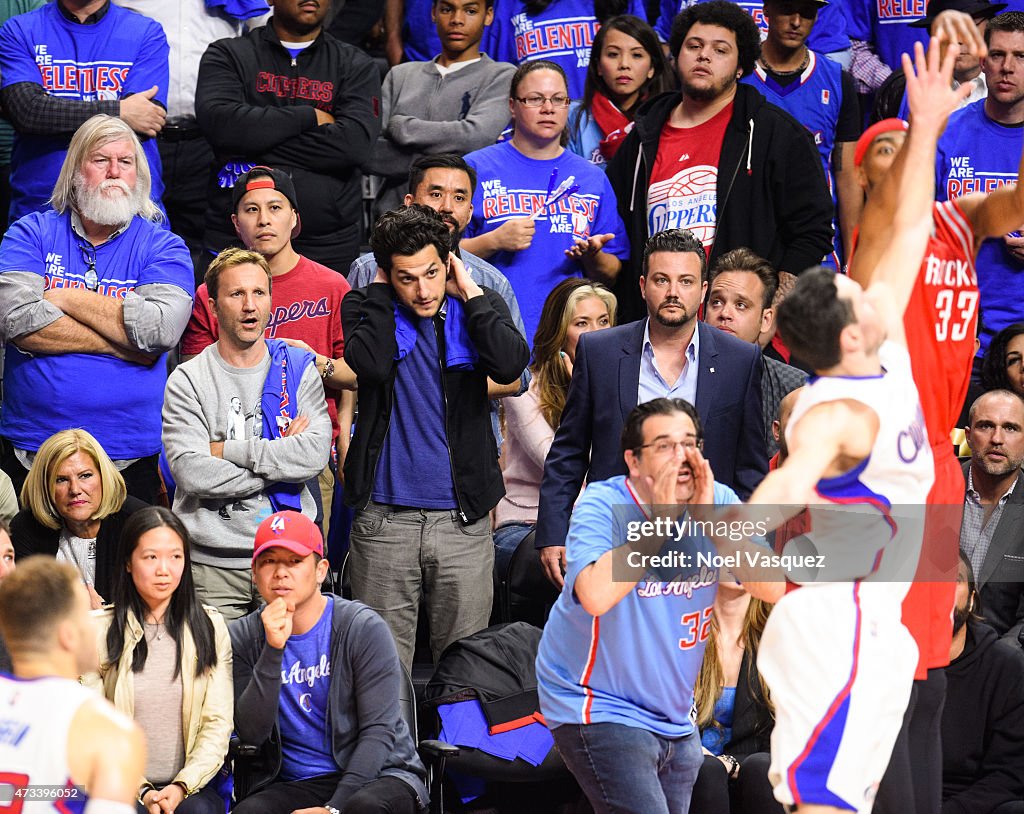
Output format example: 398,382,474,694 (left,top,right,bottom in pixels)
930,9,987,61
902,37,975,130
